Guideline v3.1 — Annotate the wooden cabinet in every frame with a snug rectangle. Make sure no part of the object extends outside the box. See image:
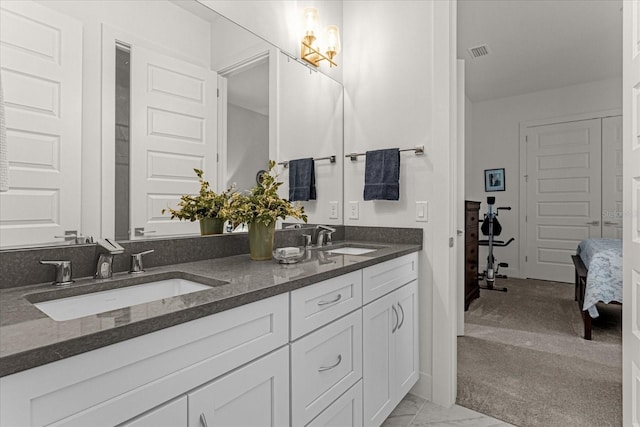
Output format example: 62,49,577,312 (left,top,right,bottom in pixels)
188,347,289,427
465,200,481,310
362,280,418,427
